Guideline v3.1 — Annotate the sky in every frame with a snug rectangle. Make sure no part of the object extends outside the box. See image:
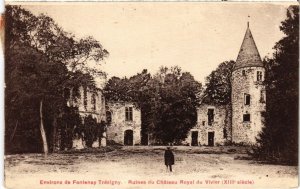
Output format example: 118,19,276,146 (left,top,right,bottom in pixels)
18,2,295,83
